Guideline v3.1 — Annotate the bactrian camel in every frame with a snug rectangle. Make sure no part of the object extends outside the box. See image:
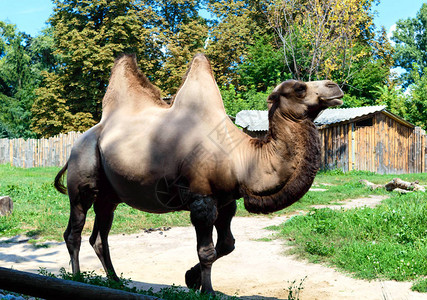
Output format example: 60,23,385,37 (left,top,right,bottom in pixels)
54,53,343,294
